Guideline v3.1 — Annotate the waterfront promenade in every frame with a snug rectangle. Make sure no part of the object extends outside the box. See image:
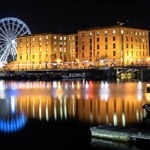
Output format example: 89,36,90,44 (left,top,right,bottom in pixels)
1,65,150,81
